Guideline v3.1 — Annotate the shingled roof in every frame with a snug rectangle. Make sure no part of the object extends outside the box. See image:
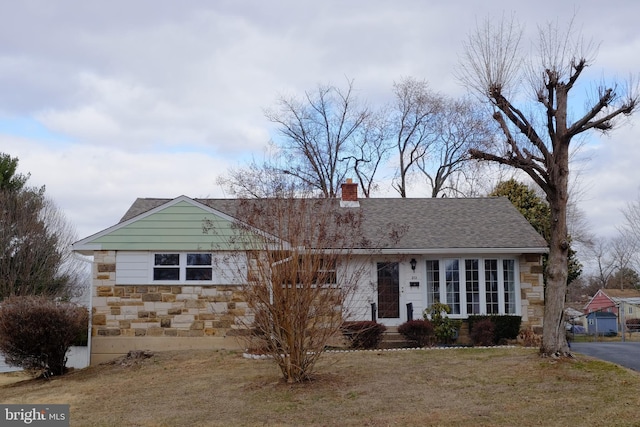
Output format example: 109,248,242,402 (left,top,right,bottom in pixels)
119,196,548,253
